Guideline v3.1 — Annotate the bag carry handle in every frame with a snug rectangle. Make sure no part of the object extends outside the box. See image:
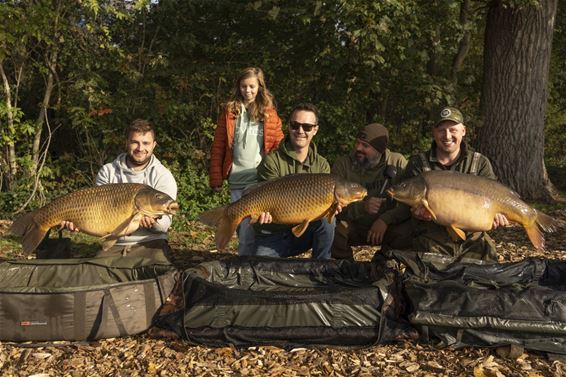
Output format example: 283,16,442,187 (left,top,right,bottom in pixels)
87,289,127,340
